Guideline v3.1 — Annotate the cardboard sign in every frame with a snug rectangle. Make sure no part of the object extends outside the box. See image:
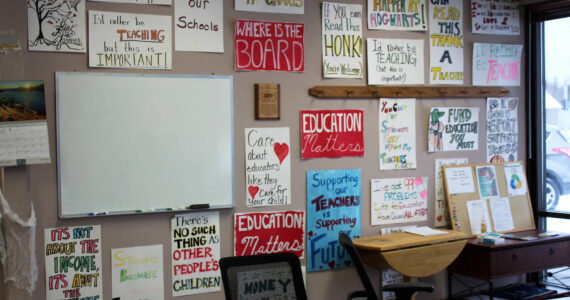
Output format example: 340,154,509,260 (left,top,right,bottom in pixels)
245,128,291,207
429,0,464,84
112,245,164,300
28,0,86,52
322,2,363,78
367,38,424,85
234,211,305,258
379,98,416,170
428,107,479,152
235,20,304,72
307,169,361,272
472,0,520,35
300,110,364,159
487,98,518,162
434,158,468,227
235,0,304,14
171,212,221,296
367,0,427,31
45,225,102,300
371,177,428,225
89,11,172,69
175,0,223,52
473,43,522,86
